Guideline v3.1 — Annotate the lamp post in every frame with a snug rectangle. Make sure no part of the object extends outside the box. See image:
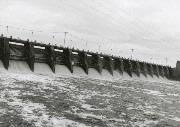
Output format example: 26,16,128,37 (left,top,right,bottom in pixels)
64,32,68,46
165,57,168,65
130,48,134,59
6,26,9,37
